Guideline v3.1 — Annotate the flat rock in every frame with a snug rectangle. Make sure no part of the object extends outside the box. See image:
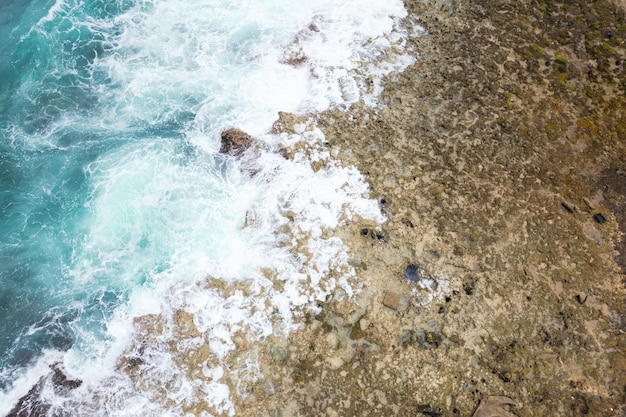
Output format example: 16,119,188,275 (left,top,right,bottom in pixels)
472,396,518,417
383,291,401,310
